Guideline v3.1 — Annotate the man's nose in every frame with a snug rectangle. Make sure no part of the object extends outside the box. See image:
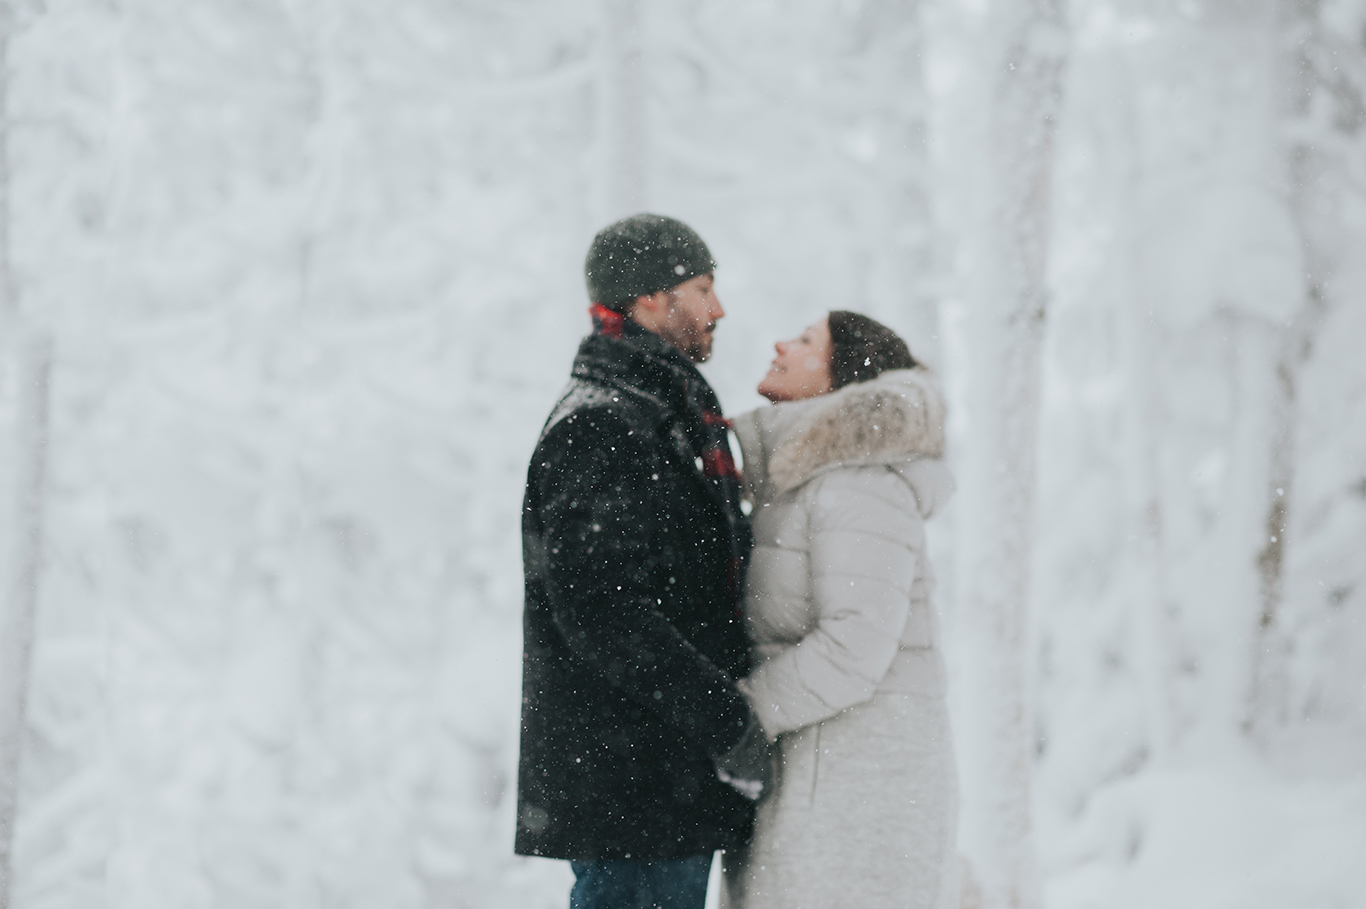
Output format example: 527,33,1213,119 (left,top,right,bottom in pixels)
710,295,725,322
